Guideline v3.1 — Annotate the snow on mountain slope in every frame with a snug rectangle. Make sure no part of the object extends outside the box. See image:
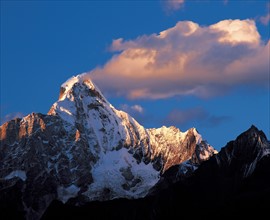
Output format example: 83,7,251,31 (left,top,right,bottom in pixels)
0,74,217,220
49,74,217,173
